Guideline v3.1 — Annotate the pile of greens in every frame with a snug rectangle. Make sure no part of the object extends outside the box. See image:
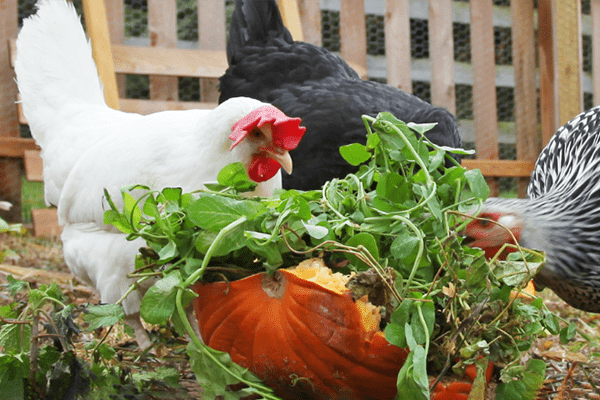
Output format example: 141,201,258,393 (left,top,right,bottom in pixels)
103,113,568,399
